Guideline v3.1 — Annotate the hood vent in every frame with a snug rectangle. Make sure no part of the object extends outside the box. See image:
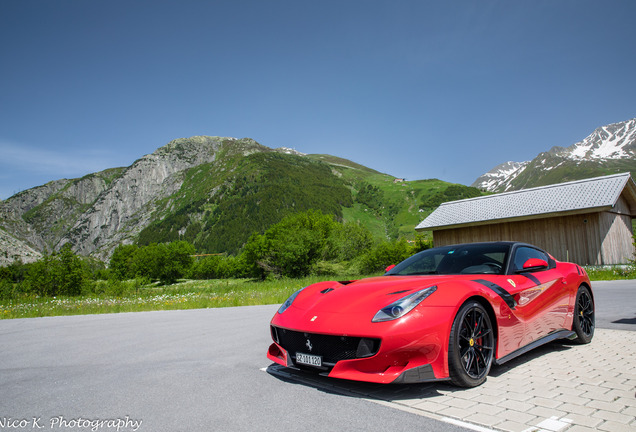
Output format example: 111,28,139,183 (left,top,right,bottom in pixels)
338,280,356,285
320,288,335,294
388,289,411,295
